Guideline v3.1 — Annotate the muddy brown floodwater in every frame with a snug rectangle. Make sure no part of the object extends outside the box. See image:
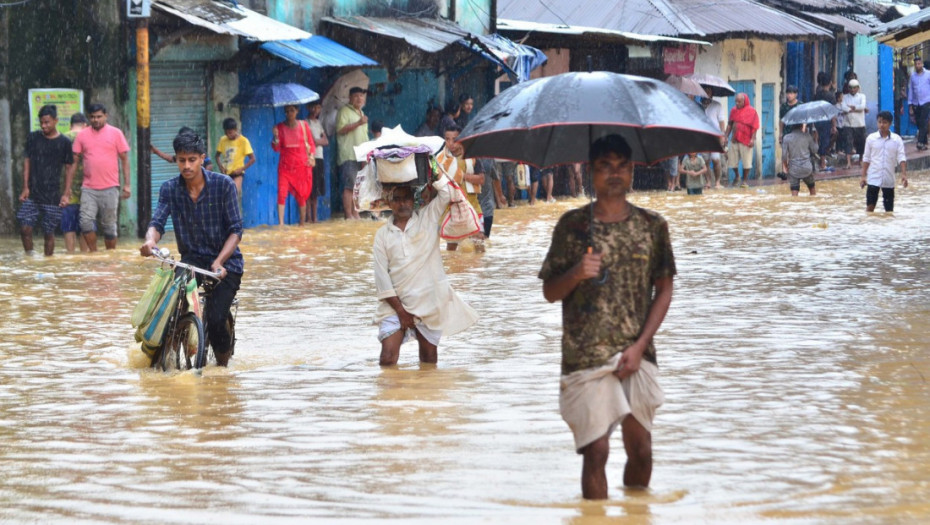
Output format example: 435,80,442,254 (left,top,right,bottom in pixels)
1,176,929,524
